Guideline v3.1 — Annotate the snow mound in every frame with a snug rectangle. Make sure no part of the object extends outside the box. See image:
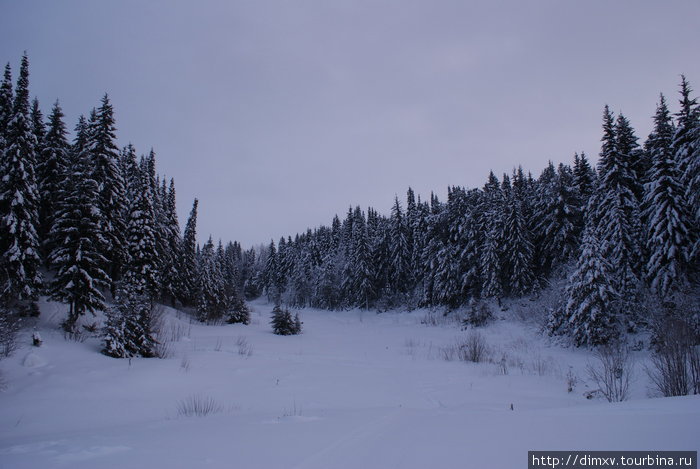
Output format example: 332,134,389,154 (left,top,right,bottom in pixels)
22,352,48,368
